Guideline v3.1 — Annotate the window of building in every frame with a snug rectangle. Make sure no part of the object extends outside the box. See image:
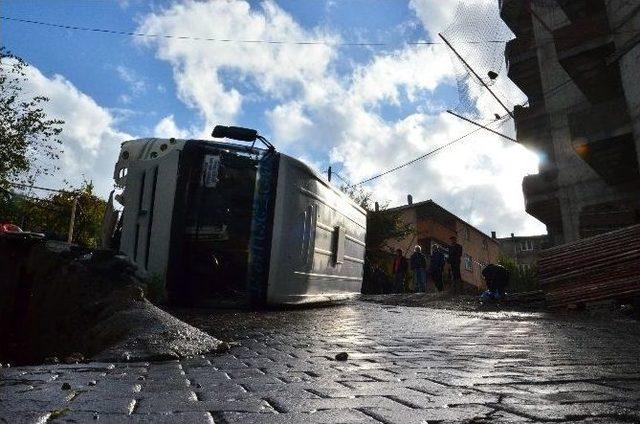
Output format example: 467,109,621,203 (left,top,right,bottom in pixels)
519,240,534,251
464,225,471,241
482,238,488,249
464,253,473,271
